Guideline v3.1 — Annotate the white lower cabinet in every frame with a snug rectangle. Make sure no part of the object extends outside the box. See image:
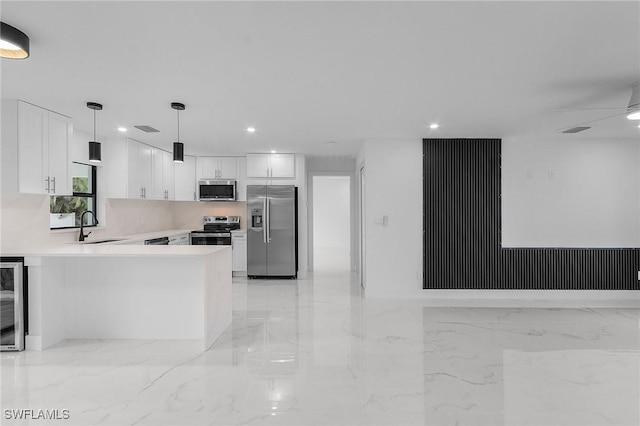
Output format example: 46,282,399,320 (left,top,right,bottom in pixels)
231,231,247,273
